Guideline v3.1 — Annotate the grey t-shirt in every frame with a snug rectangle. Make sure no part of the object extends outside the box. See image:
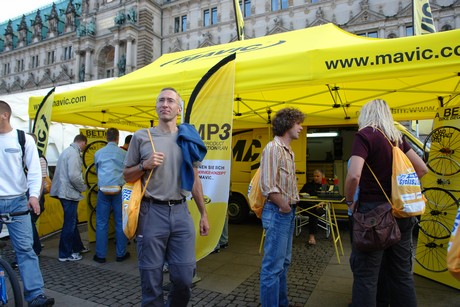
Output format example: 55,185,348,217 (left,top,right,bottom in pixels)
124,127,184,200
